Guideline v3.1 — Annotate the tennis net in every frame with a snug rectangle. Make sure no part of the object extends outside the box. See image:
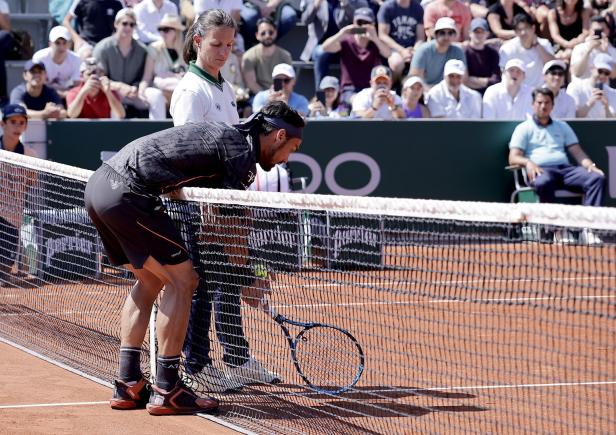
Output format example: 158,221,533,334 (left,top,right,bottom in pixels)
0,150,615,434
